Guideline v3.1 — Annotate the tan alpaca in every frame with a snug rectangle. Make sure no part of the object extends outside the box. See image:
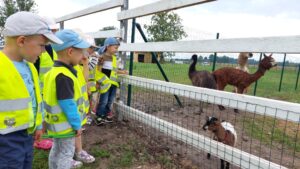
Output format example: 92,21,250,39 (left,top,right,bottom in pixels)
234,52,253,93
